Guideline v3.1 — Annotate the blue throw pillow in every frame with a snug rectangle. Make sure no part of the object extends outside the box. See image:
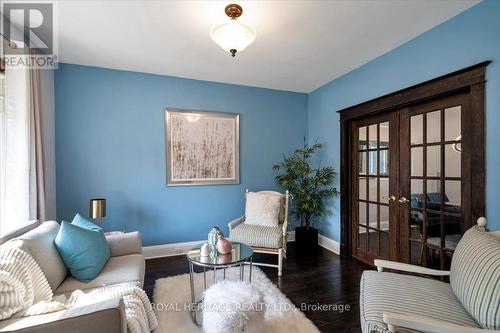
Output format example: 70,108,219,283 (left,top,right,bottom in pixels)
55,221,110,282
72,213,103,232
